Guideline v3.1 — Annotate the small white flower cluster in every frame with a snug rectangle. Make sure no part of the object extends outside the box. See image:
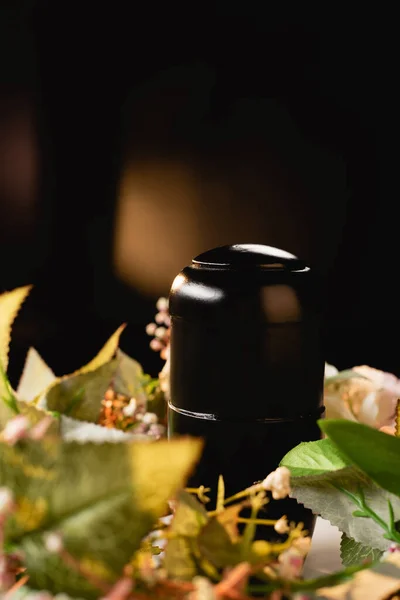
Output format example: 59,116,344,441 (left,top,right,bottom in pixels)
261,466,291,500
146,297,170,360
